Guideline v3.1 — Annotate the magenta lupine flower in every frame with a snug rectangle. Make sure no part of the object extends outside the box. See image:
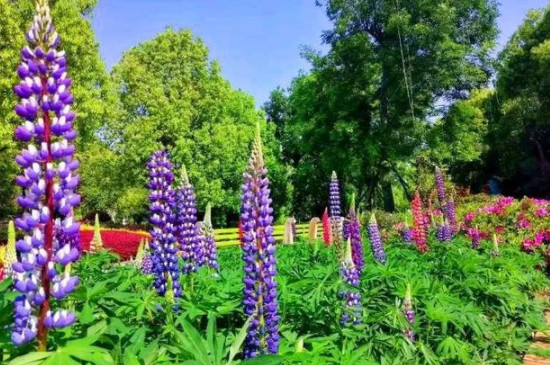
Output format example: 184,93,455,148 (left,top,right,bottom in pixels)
12,0,81,348
345,208,364,273
240,126,279,358
141,254,153,275
197,203,219,271
147,150,180,298
467,227,481,249
175,166,203,273
403,284,415,342
329,171,343,247
340,239,361,325
368,214,386,264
